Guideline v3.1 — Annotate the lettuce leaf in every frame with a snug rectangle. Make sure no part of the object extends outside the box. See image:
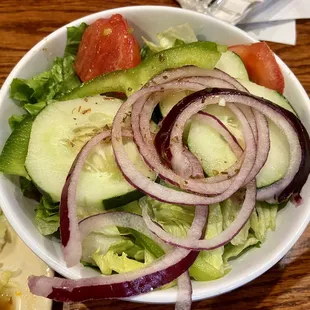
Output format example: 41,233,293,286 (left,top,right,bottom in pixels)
221,194,250,246
65,23,88,57
34,196,60,236
92,250,144,275
141,23,197,60
85,227,163,275
19,177,41,201
142,196,226,281
250,202,278,242
8,114,28,131
9,23,87,117
223,233,259,263
141,196,194,237
189,203,225,281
